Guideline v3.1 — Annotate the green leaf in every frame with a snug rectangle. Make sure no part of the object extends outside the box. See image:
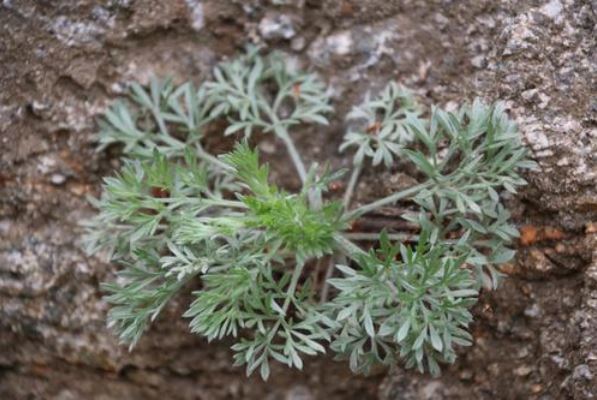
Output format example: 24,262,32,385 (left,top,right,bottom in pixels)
413,328,427,350
403,149,437,178
396,320,410,342
363,308,375,337
429,325,443,352
490,248,516,264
